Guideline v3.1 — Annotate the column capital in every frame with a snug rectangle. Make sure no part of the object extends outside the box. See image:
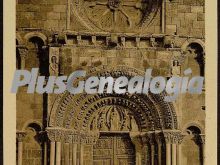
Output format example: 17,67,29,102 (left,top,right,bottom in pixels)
146,131,155,145
163,130,183,144
16,131,27,142
17,46,28,57
46,127,65,142
155,131,164,145
64,130,73,143
195,134,205,145
199,134,205,144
